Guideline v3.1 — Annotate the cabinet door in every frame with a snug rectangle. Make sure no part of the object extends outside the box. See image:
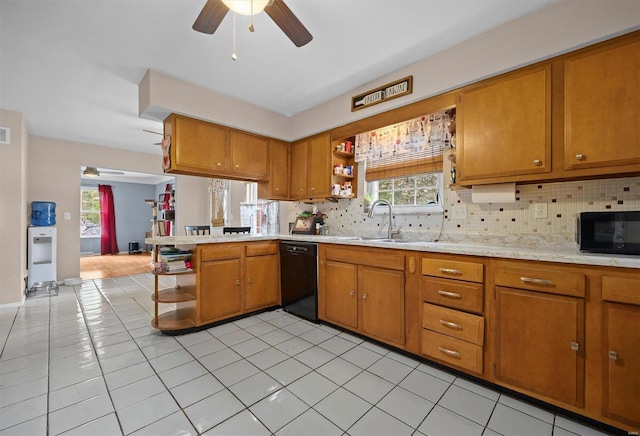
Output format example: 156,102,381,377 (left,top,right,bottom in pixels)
245,254,280,311
603,302,640,427
323,261,358,329
171,115,228,174
458,65,551,183
229,130,269,180
564,39,640,170
359,266,405,346
307,133,332,198
494,287,584,407
199,259,242,324
258,139,289,200
290,140,308,199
